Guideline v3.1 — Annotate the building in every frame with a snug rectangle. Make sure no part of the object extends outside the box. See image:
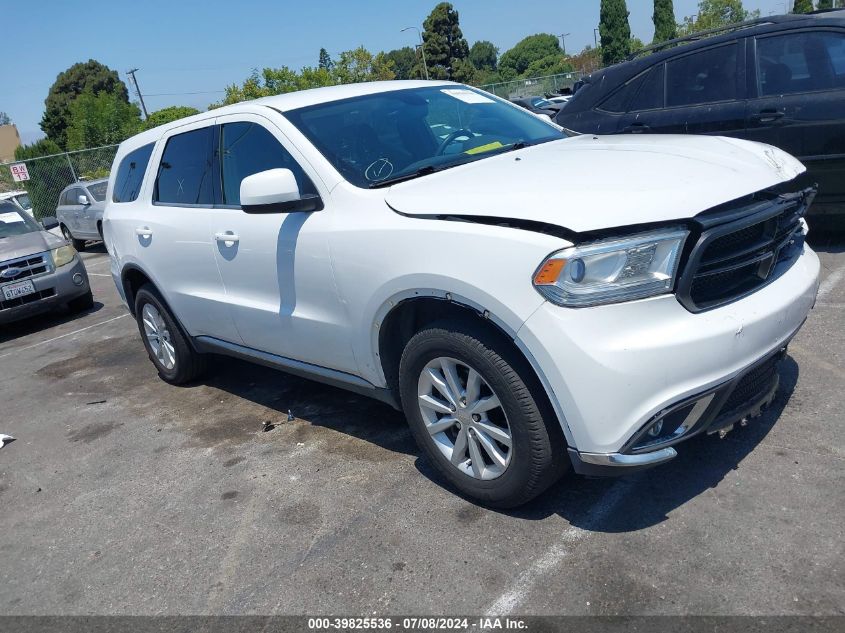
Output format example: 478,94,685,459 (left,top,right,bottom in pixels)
0,124,21,163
